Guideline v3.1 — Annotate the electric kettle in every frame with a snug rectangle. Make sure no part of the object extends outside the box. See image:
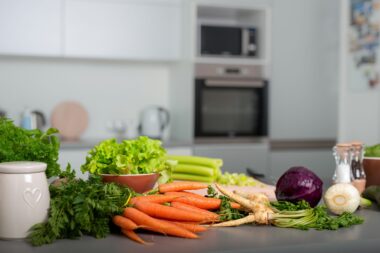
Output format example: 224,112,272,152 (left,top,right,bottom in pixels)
20,108,46,130
139,106,170,140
